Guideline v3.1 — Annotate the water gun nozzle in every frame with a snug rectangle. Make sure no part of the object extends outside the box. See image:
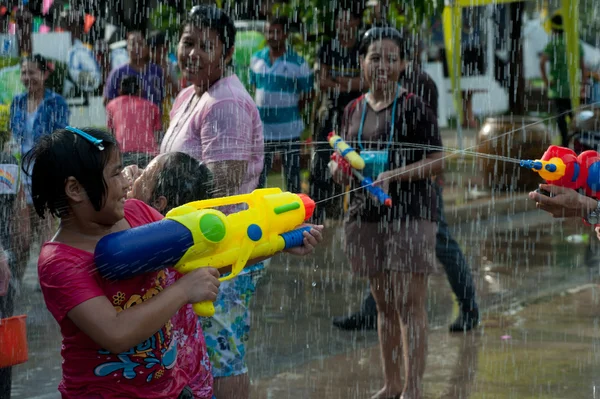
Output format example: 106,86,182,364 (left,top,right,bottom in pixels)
298,194,316,221
383,198,392,207
520,160,543,170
